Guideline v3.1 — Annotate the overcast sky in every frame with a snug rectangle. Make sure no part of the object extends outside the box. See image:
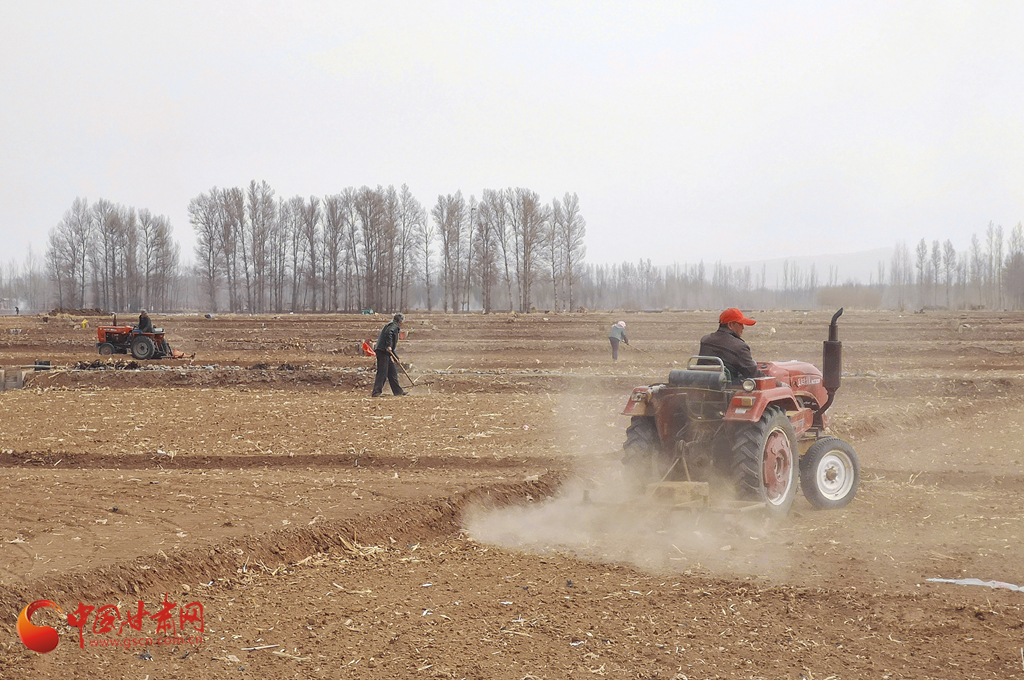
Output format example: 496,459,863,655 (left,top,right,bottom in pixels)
2,1,1023,272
